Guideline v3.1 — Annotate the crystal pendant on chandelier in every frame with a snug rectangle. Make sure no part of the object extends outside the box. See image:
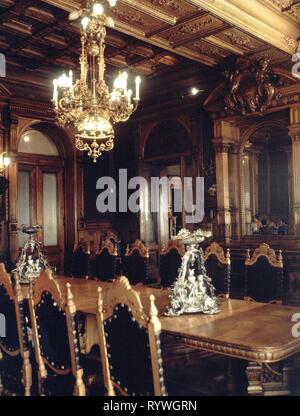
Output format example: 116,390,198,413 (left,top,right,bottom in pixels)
52,0,141,162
